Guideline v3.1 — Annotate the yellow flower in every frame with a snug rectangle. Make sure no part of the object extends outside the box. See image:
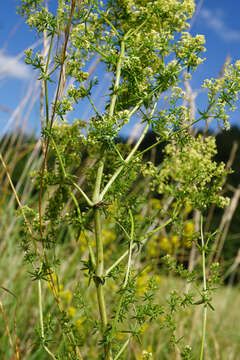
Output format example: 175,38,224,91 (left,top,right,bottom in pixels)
136,274,148,296
149,198,161,210
183,221,195,247
149,243,158,257
78,232,85,244
185,202,192,214
102,229,116,245
104,248,112,260
159,237,172,252
115,331,125,340
183,238,192,248
75,316,85,330
170,235,179,245
154,275,162,285
159,315,165,323
184,221,194,235
60,289,73,304
67,306,77,318
107,280,116,292
141,323,149,334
